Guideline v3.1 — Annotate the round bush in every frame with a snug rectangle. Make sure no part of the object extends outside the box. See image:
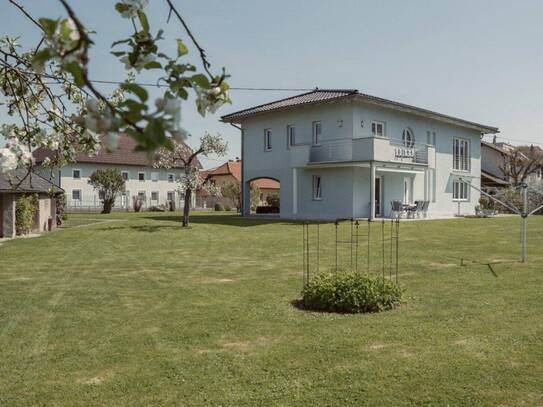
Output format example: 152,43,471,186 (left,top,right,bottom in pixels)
214,203,225,211
301,272,403,313
224,204,232,211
